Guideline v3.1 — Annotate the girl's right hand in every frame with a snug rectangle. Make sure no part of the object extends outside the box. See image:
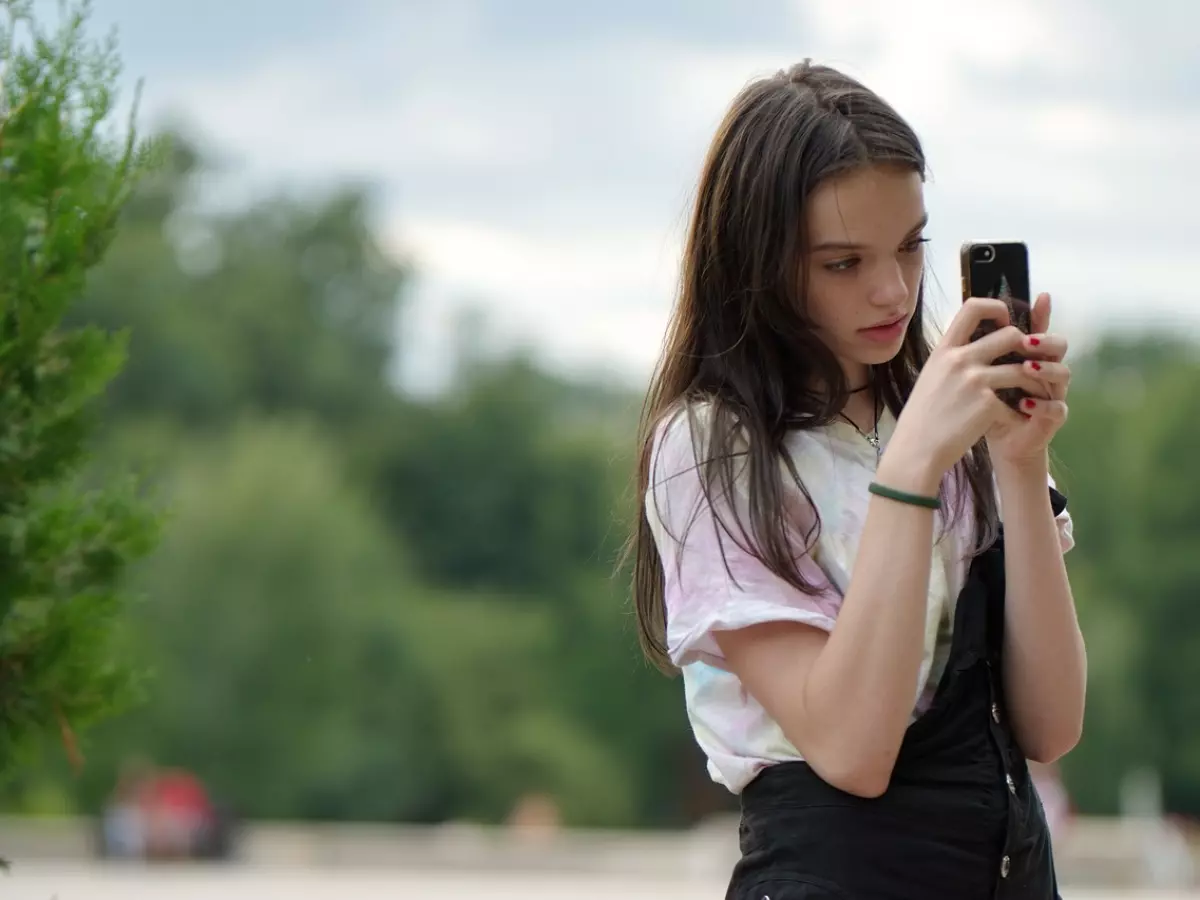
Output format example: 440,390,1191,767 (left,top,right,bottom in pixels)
885,298,1039,488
